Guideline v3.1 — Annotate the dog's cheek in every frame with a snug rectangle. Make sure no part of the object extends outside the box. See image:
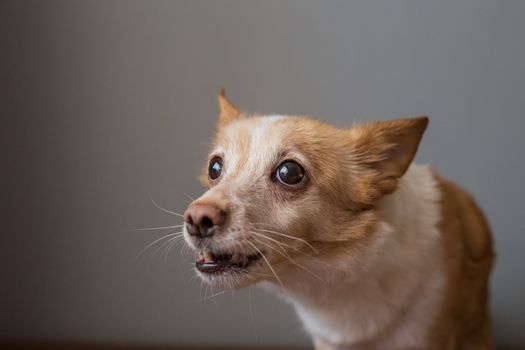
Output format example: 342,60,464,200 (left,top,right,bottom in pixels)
233,181,315,241
268,196,319,242
231,185,274,229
